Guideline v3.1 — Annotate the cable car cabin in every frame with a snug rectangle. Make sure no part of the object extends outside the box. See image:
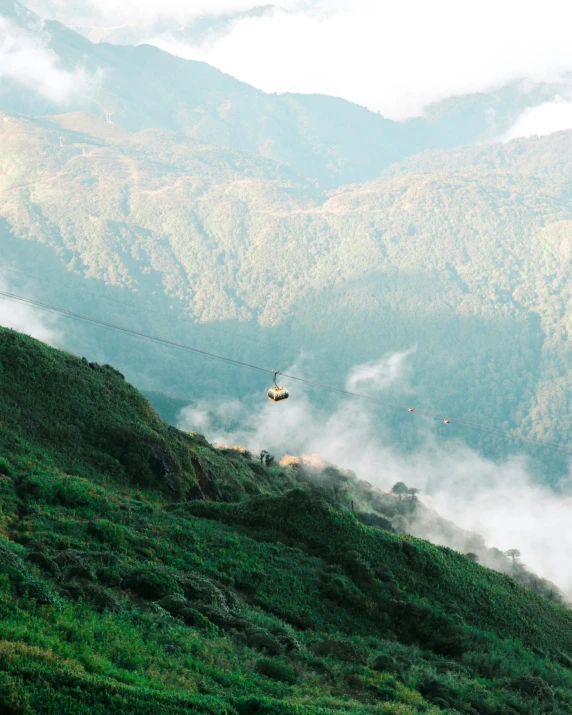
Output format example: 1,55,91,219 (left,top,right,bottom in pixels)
268,385,289,402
